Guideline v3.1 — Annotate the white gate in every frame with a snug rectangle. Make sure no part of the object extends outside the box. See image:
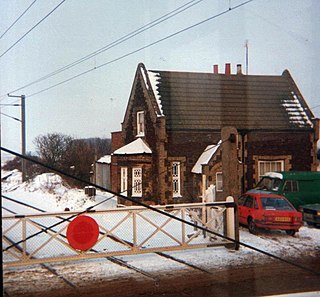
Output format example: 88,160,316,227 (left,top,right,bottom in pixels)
3,201,237,268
